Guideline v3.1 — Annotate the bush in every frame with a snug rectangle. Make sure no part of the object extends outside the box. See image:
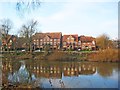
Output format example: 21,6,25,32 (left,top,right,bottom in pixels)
88,49,119,62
